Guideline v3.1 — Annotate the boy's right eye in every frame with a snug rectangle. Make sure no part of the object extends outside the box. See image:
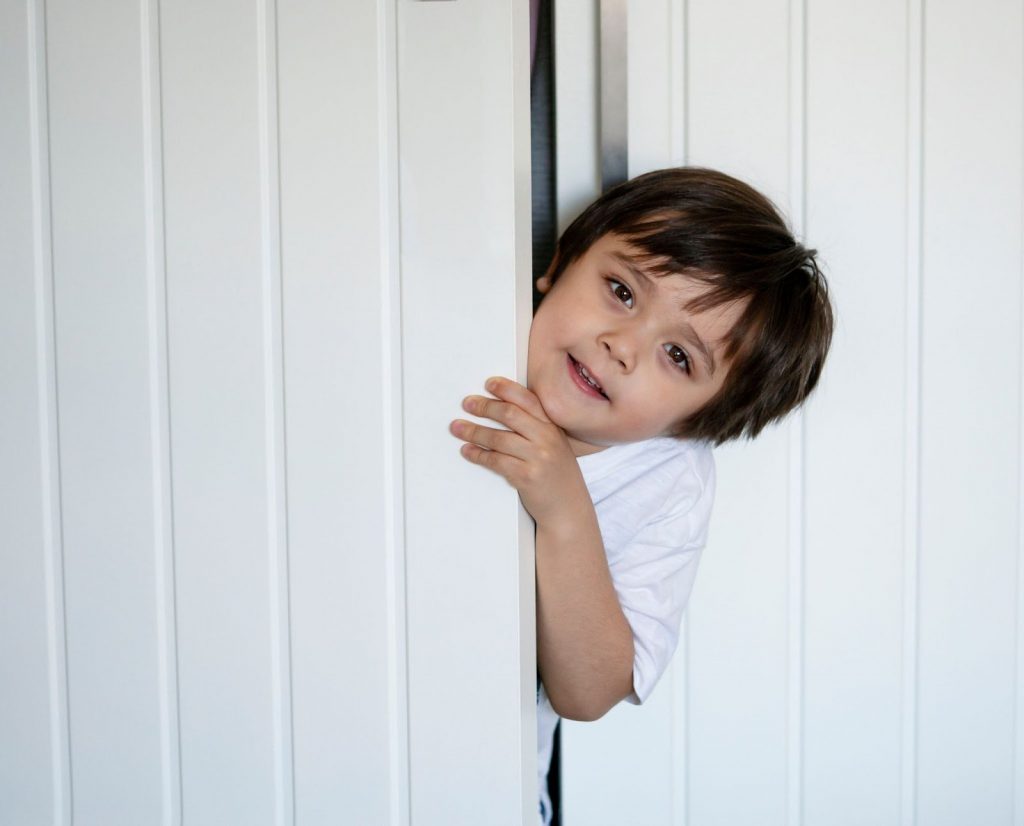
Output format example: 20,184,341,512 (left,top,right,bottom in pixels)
608,278,634,308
